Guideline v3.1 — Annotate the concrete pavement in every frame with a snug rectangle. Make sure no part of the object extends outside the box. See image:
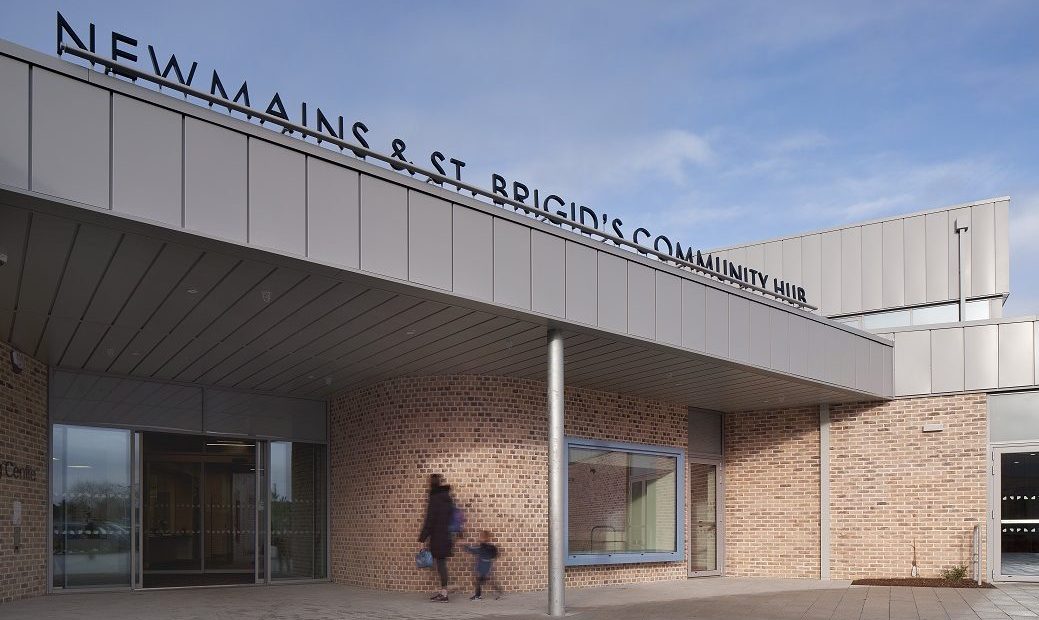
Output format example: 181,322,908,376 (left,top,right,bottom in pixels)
5,578,1039,619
